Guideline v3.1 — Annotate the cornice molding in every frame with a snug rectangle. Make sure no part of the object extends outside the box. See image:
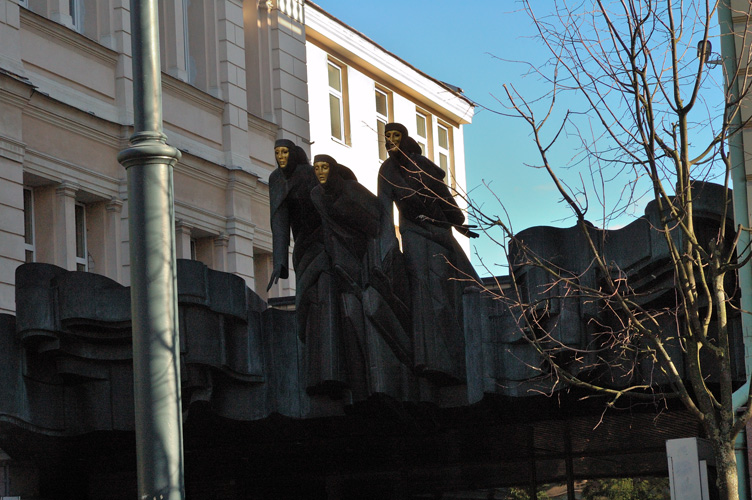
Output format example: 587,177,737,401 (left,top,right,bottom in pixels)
227,169,259,195
225,216,257,237
23,148,122,200
174,154,231,191
0,73,35,108
55,181,80,198
24,96,121,150
105,198,124,213
0,136,26,163
162,73,225,116
248,114,278,139
173,201,227,236
214,234,230,247
249,188,270,207
20,9,118,67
